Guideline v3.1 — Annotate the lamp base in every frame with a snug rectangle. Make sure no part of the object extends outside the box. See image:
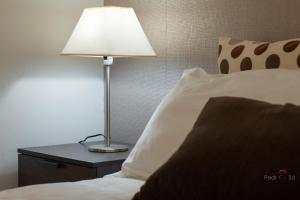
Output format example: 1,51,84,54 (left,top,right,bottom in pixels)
88,144,128,153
